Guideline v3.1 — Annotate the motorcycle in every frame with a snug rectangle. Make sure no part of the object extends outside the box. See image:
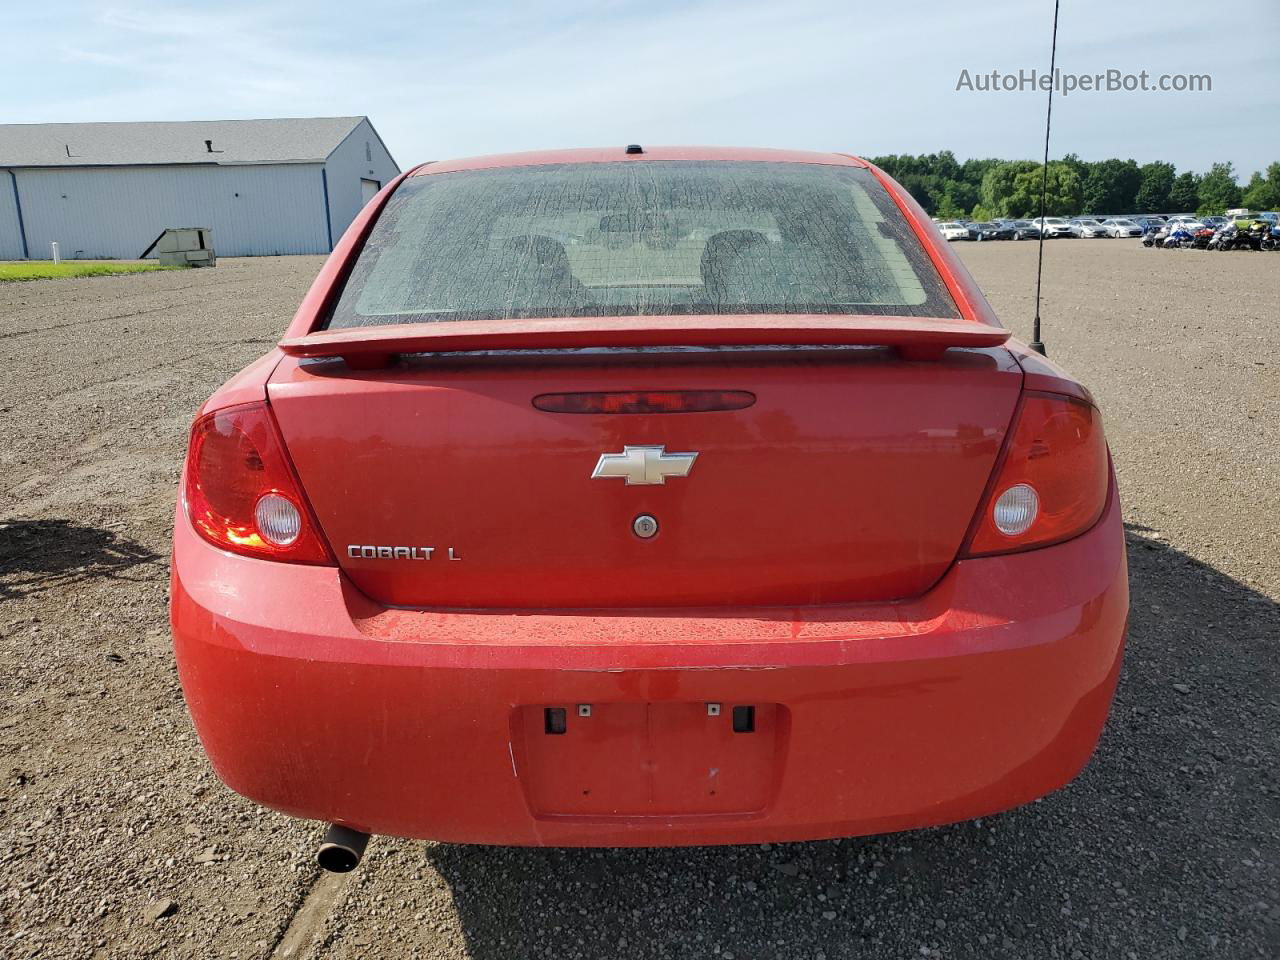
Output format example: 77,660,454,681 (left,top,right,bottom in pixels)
1142,225,1168,248
1208,224,1236,251
1263,225,1280,252
1228,218,1271,251
1192,227,1215,249
1242,221,1270,251
1162,227,1194,249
